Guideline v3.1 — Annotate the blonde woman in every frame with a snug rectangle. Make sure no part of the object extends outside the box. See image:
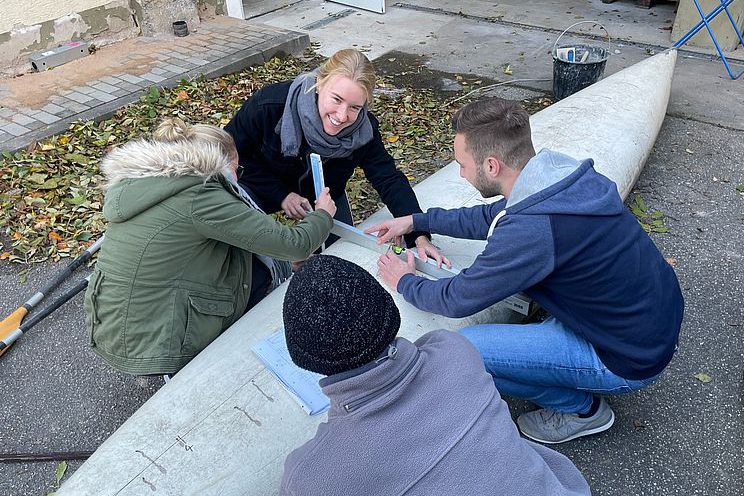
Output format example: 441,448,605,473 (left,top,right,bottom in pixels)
84,118,336,375
225,48,446,264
